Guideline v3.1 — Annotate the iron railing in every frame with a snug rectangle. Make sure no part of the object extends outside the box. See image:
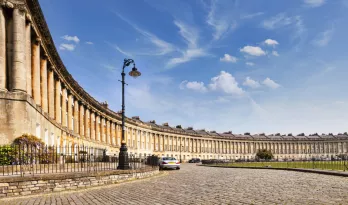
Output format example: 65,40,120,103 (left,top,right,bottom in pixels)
0,144,159,177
